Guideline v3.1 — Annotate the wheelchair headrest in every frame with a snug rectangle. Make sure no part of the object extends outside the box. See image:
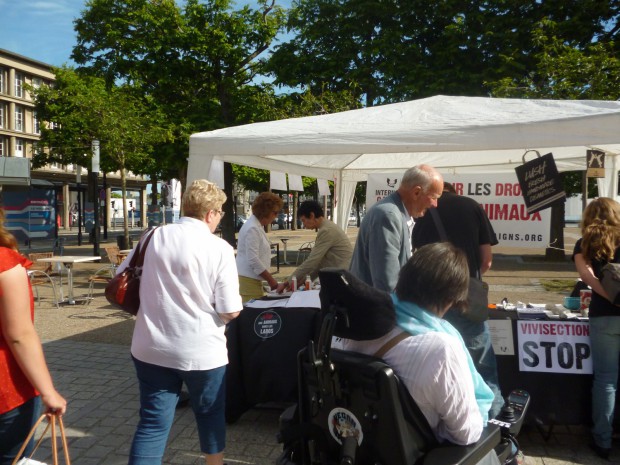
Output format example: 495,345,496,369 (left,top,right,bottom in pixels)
318,268,395,340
